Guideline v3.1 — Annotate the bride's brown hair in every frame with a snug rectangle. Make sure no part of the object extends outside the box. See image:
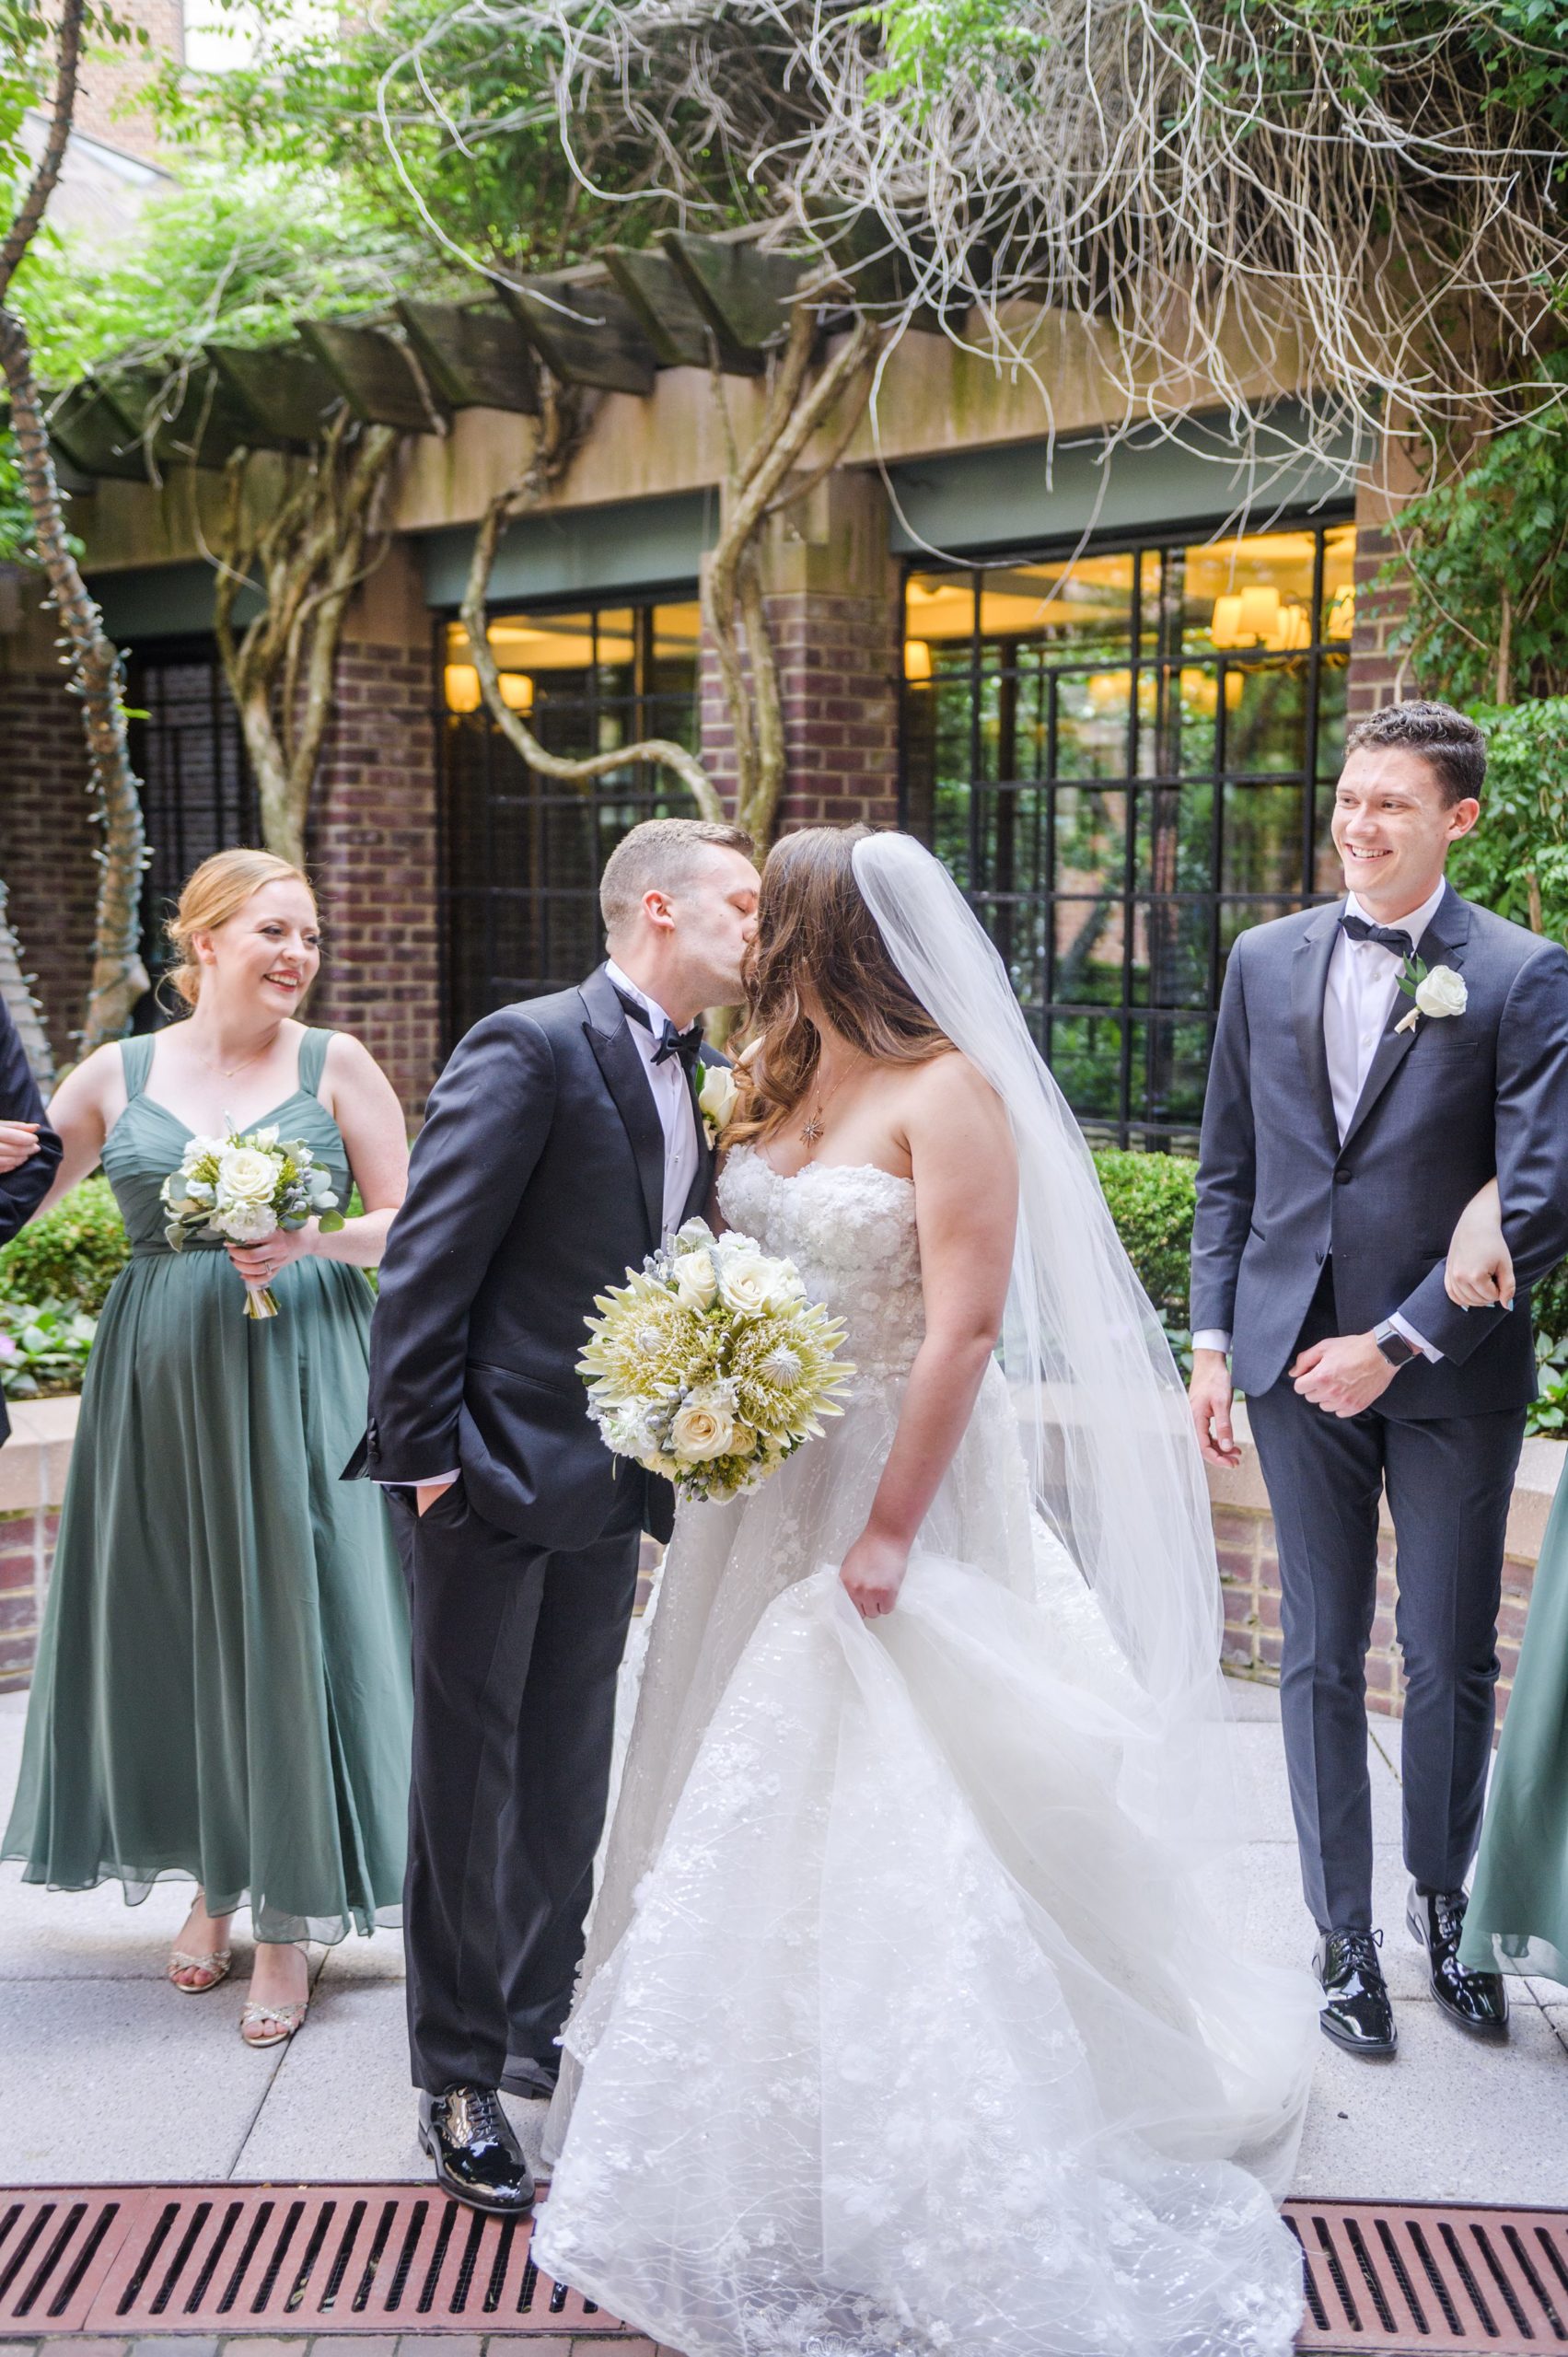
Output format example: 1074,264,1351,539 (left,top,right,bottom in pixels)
726,825,951,1146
